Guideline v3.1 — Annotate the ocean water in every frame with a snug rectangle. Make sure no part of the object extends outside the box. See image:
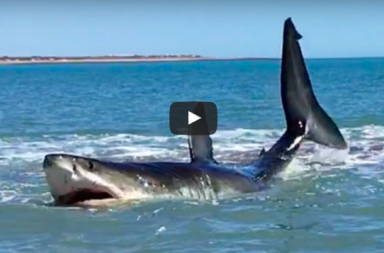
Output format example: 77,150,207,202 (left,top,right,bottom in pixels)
1,58,384,252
